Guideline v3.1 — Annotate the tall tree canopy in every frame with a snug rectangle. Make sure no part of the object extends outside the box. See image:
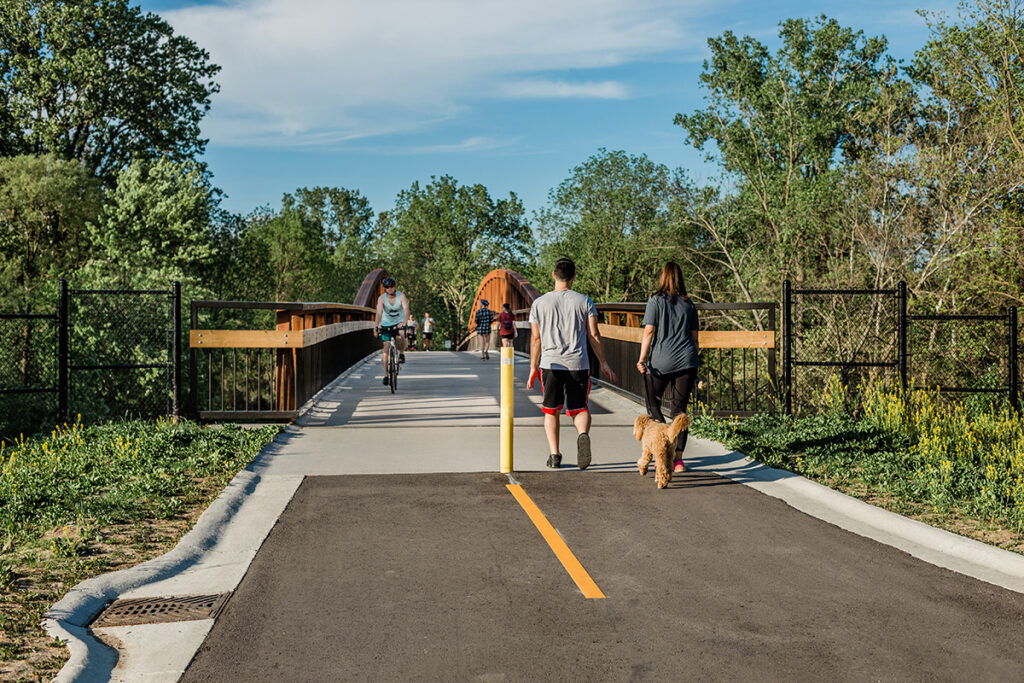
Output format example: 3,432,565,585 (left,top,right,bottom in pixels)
673,16,897,292
238,208,336,303
282,186,377,302
907,0,1024,308
0,154,100,310
535,149,679,302
84,157,217,289
0,0,220,181
386,175,533,342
